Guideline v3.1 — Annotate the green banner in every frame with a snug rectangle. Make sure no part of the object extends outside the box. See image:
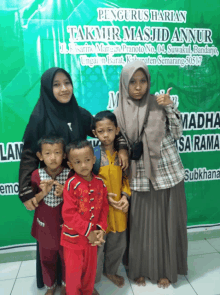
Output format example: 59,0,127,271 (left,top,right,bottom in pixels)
0,0,220,247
